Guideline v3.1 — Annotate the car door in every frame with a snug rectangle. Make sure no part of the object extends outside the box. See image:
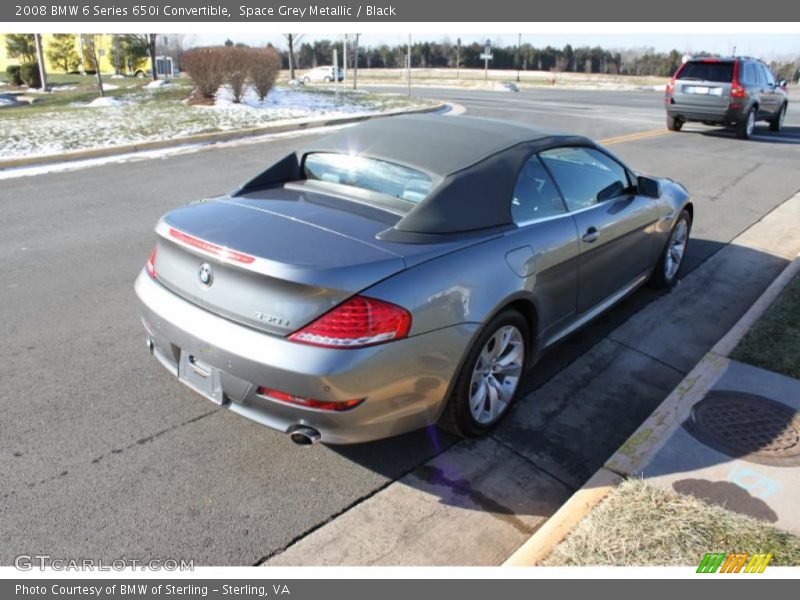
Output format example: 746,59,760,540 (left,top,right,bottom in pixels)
504,154,580,339
540,146,660,314
747,63,769,118
758,64,781,116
